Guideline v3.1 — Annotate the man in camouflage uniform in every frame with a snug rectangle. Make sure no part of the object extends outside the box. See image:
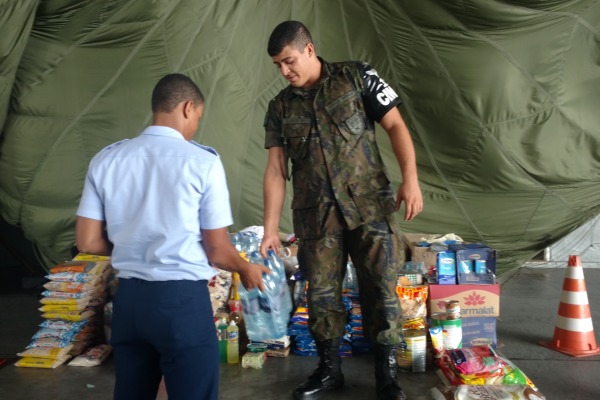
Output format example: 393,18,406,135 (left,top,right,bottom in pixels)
260,21,423,400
